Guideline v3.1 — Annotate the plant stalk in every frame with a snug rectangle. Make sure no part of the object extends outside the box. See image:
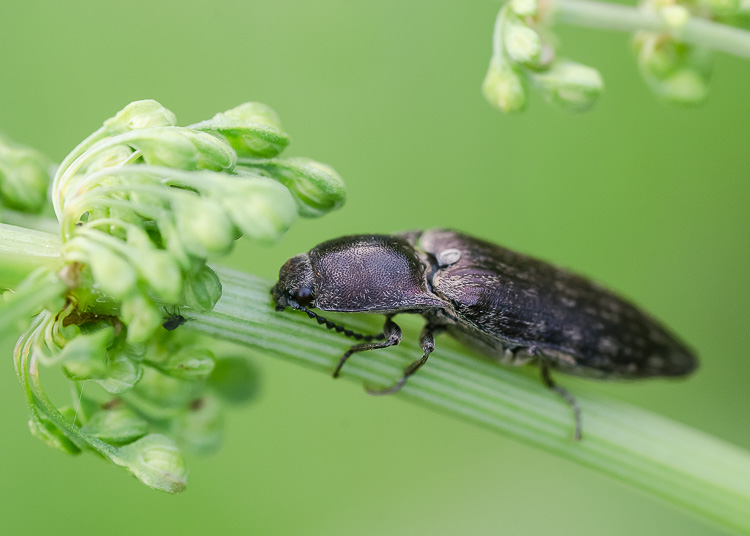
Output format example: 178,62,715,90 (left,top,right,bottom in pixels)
190,266,750,535
553,0,750,58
